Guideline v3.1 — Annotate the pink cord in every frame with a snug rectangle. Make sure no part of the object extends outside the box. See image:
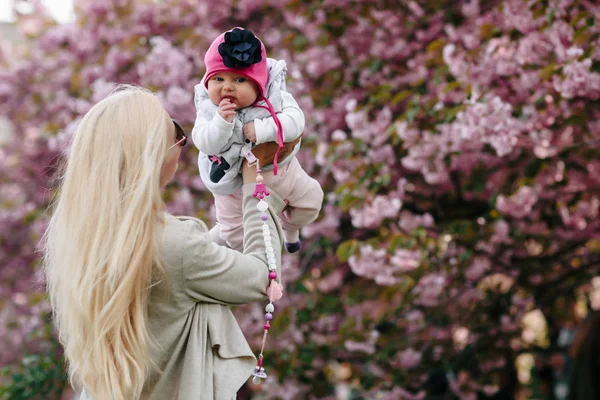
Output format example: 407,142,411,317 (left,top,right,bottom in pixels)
254,96,284,175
